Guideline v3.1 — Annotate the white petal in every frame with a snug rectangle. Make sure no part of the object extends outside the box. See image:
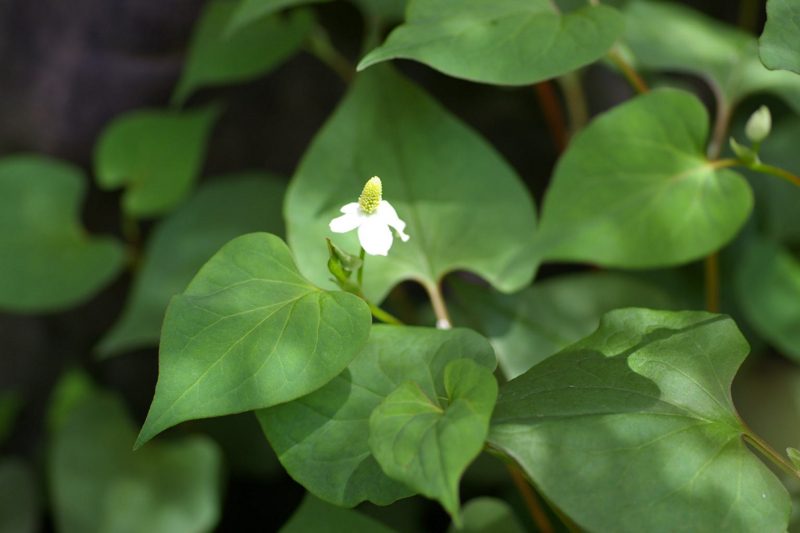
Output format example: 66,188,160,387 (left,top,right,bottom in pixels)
377,201,410,242
340,202,360,214
329,211,362,233
358,217,393,256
